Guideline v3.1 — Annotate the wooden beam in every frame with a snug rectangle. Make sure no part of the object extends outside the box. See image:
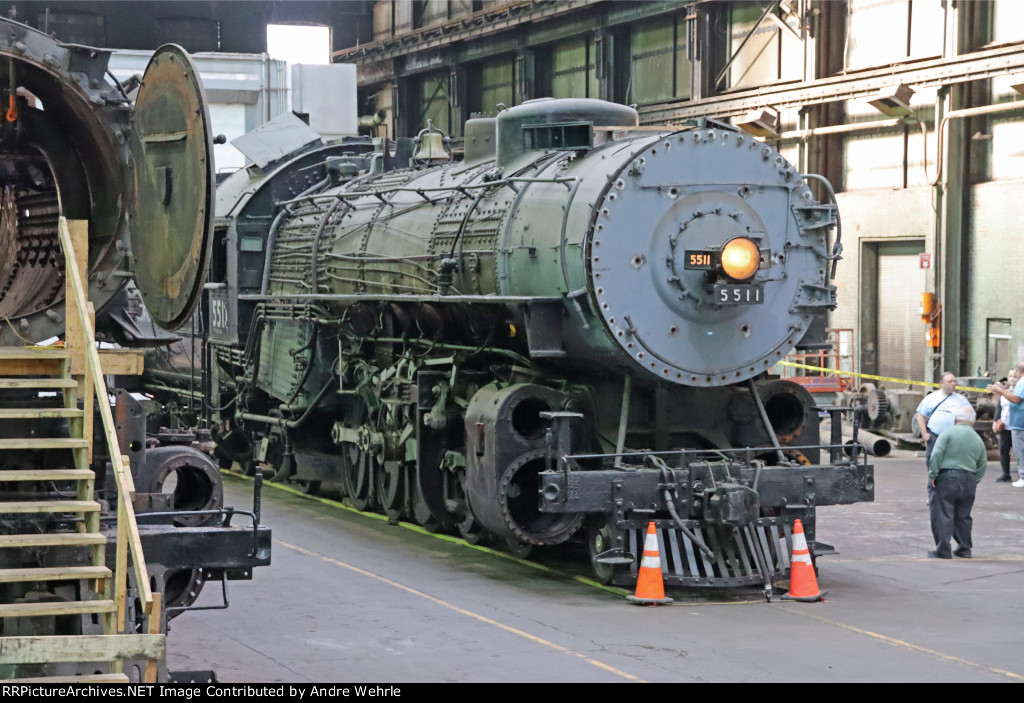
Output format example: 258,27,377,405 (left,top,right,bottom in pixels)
0,378,76,389
67,220,89,377
98,349,146,376
0,500,99,514
144,593,163,683
115,494,129,632
0,532,106,548
0,408,85,419
0,348,70,359
0,634,165,663
0,358,64,375
0,565,110,583
8,674,130,683
0,469,93,480
0,600,117,617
